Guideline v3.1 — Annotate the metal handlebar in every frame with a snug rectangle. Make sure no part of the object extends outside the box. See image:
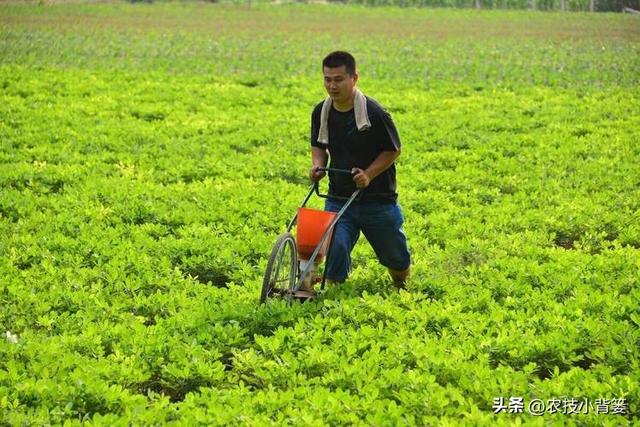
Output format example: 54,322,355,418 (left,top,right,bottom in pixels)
312,167,365,201
285,168,361,232
316,167,355,175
